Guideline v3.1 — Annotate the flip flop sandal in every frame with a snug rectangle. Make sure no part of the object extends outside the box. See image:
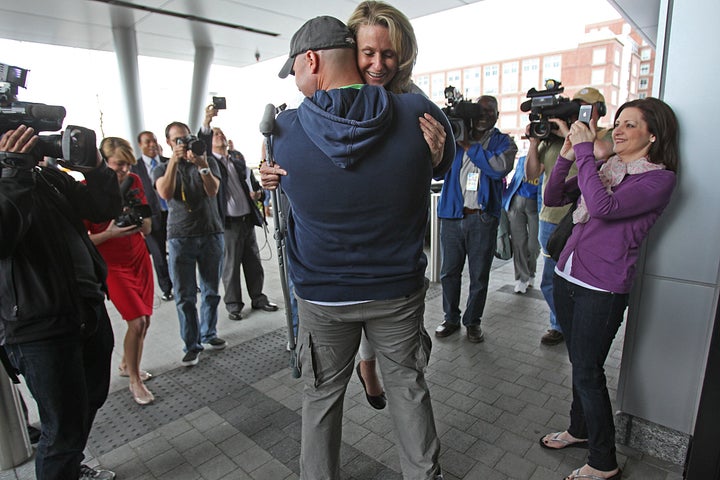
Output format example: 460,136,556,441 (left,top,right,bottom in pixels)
539,432,589,450
564,467,622,480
